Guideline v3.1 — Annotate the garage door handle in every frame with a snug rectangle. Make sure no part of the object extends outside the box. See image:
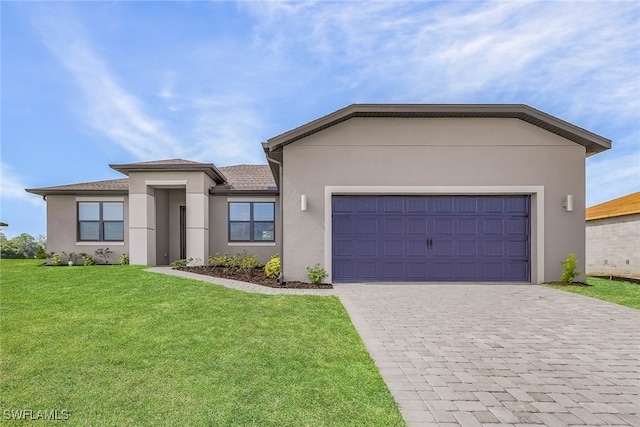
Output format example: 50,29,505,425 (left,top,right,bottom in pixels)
427,238,433,249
